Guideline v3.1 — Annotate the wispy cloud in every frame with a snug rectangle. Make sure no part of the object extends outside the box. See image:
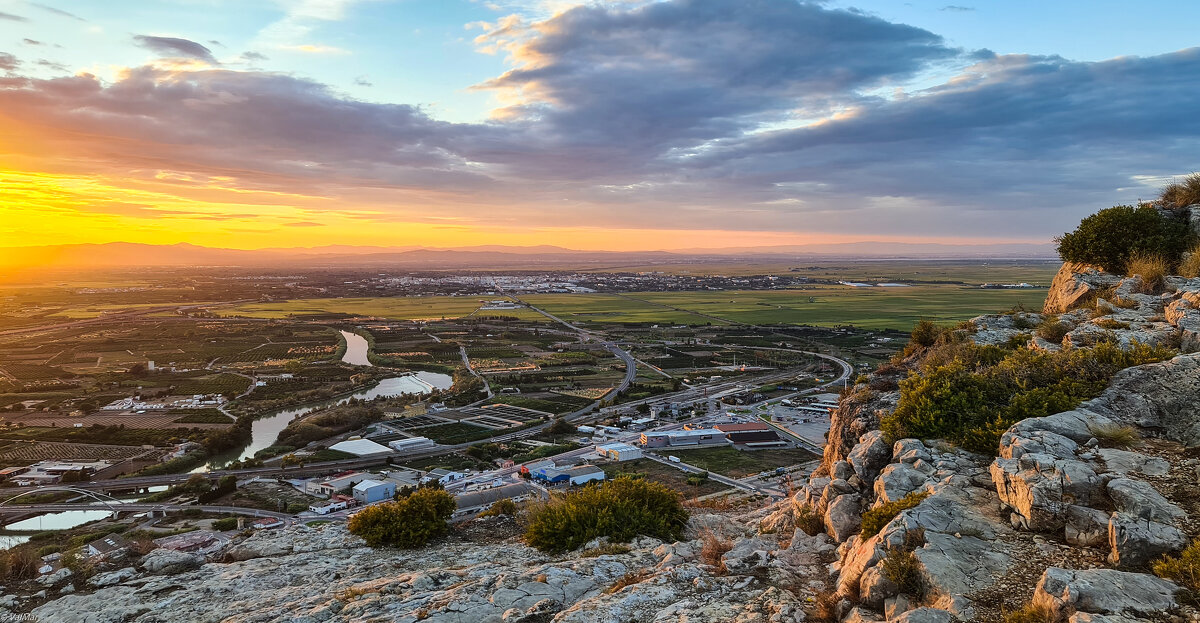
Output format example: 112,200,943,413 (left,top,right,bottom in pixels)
30,3,85,21
0,11,27,22
133,35,220,65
